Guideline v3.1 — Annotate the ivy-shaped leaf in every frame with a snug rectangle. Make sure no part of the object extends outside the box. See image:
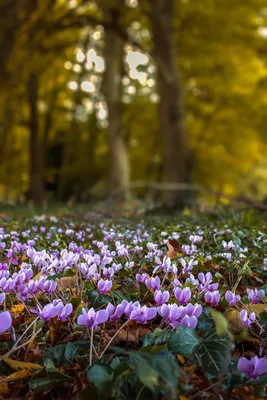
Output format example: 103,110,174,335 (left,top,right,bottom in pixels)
195,329,231,375
168,326,199,361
